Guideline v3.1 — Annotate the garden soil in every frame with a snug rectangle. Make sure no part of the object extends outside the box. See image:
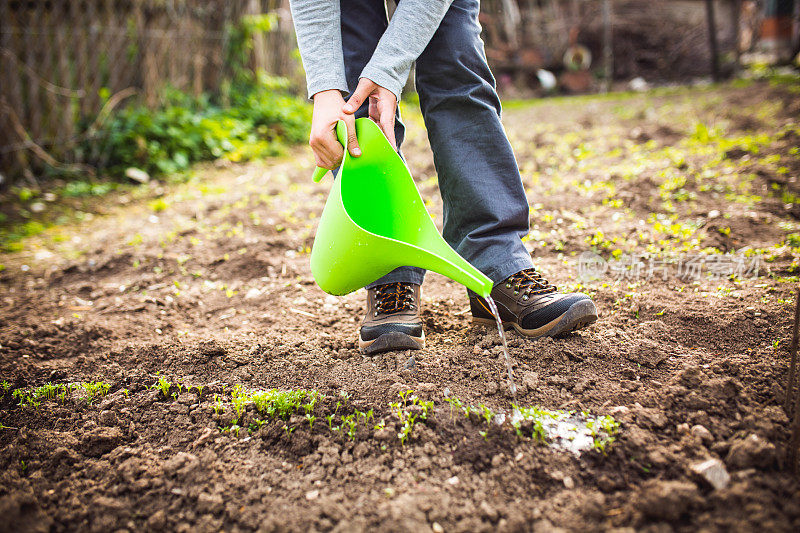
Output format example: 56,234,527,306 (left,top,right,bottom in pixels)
2,80,800,532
